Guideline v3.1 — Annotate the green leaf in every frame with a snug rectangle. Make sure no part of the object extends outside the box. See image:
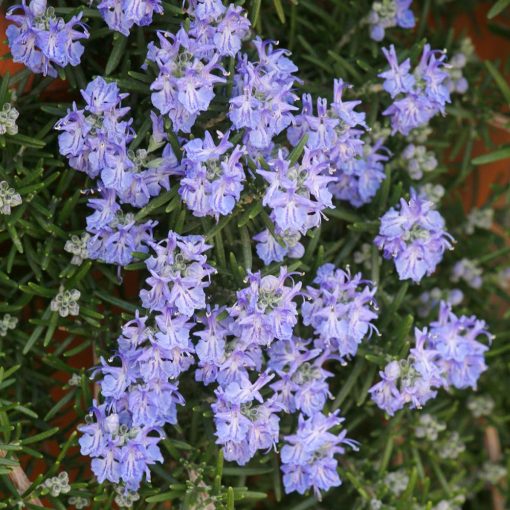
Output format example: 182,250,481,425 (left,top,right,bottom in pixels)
485,61,510,107
472,147,510,165
135,189,178,221
250,0,262,26
94,291,138,313
273,0,286,23
145,491,181,503
288,134,308,165
488,0,510,18
20,427,59,446
105,34,128,75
